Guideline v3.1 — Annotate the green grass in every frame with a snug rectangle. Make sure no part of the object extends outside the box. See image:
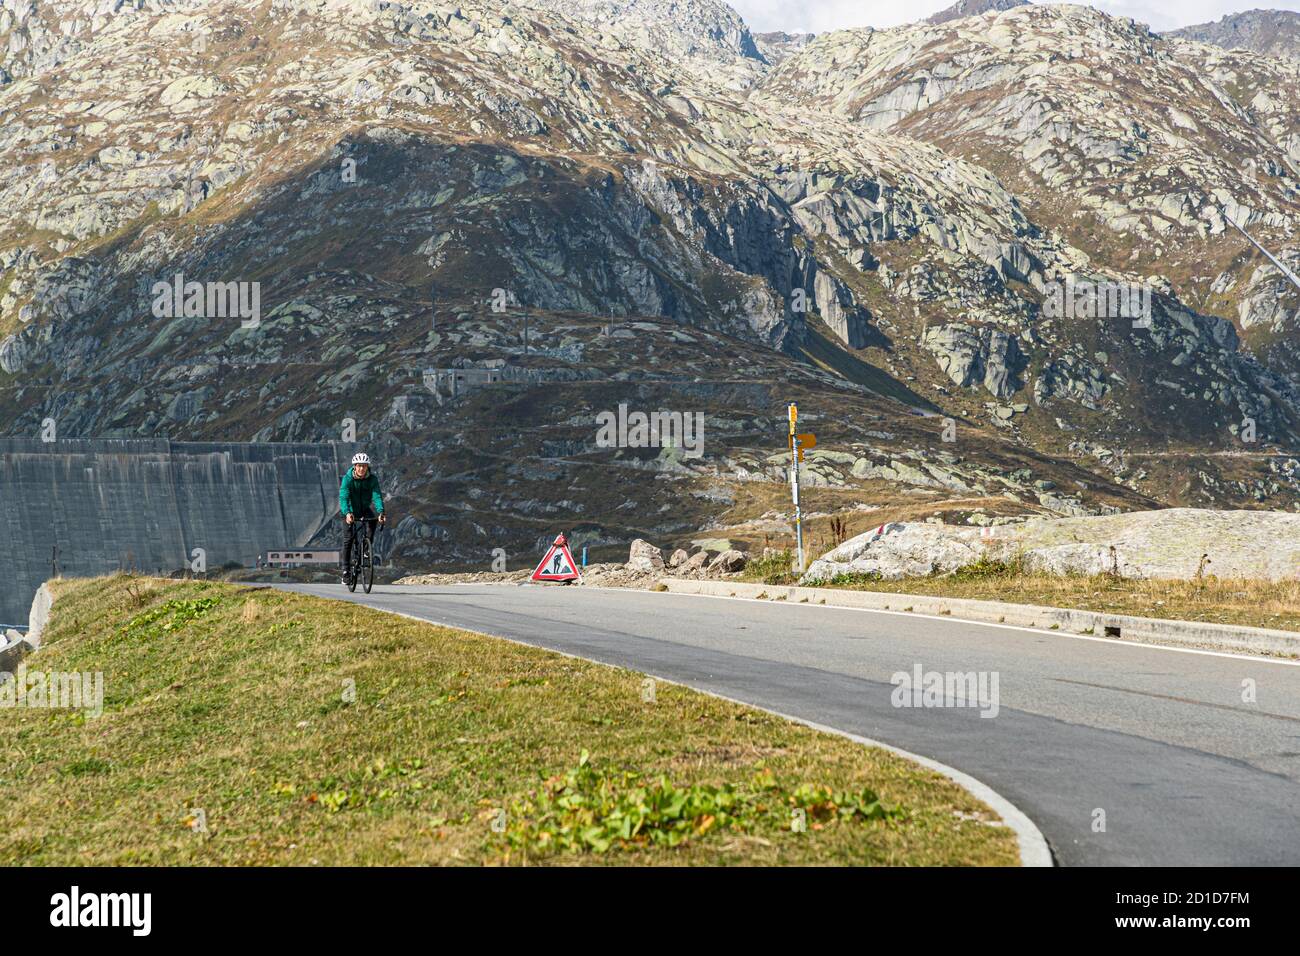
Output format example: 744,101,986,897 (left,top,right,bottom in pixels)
0,575,1019,866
